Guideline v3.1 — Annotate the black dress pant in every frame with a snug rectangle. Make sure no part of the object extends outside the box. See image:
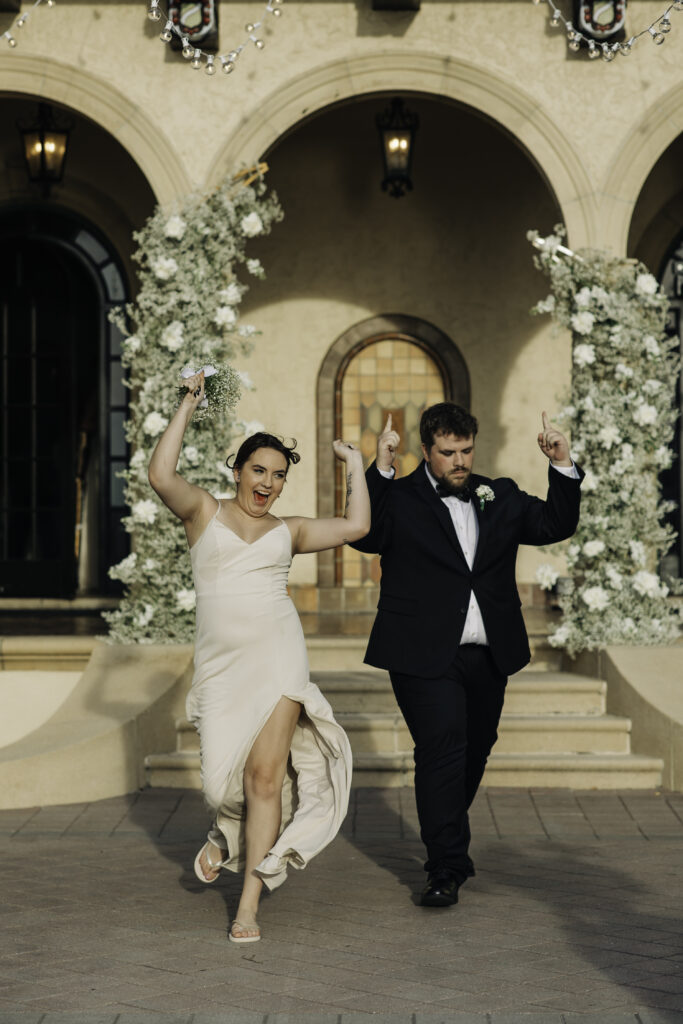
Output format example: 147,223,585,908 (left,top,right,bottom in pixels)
390,645,507,879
